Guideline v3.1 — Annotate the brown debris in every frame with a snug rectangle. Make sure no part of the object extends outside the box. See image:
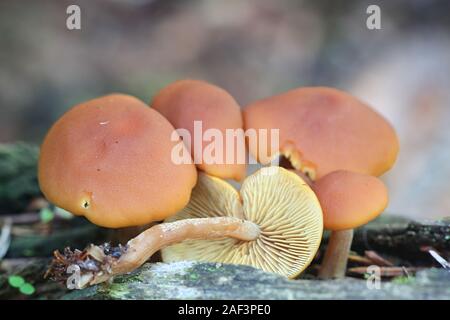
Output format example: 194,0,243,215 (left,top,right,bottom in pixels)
348,254,373,265
44,243,127,285
364,250,394,267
